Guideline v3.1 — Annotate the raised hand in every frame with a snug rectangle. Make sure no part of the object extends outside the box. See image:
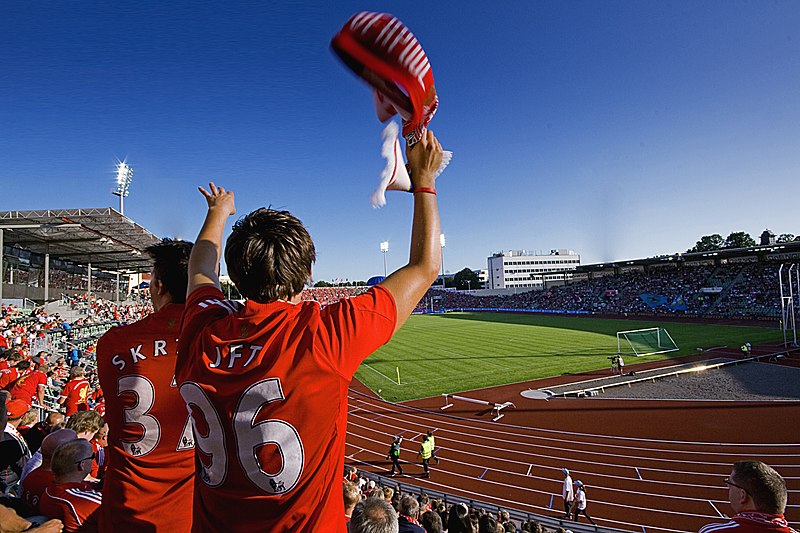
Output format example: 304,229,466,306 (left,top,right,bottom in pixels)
198,182,236,216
